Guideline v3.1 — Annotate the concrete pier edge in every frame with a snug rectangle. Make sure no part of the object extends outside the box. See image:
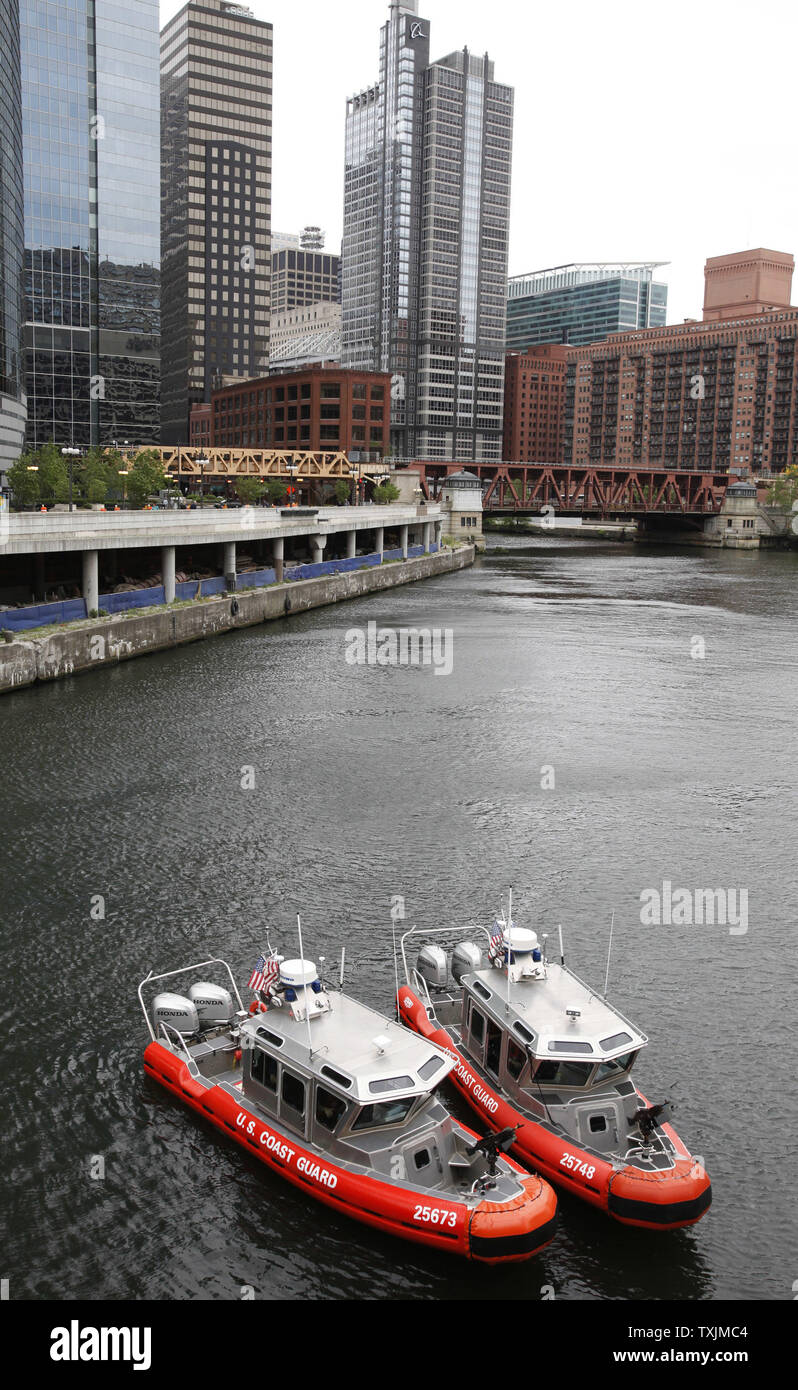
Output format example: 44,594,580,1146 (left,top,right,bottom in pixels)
0,544,475,695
